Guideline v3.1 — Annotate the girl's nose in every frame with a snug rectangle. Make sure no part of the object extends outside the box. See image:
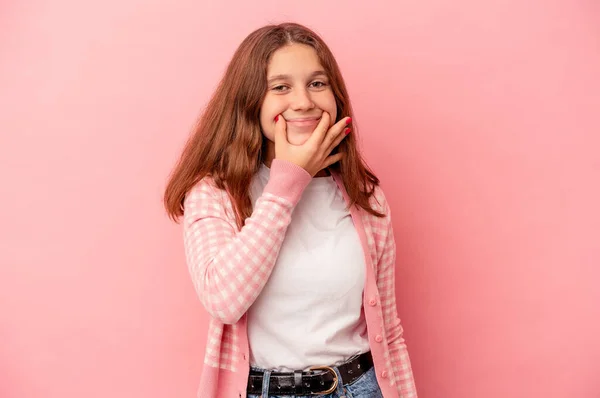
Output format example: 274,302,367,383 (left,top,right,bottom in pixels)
290,88,315,111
